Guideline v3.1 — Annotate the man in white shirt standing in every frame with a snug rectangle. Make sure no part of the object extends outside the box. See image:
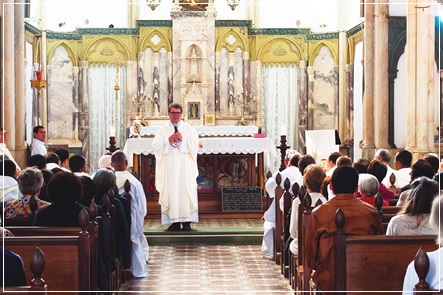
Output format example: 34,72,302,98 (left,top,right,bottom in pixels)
31,126,47,156
111,151,149,278
152,103,199,232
